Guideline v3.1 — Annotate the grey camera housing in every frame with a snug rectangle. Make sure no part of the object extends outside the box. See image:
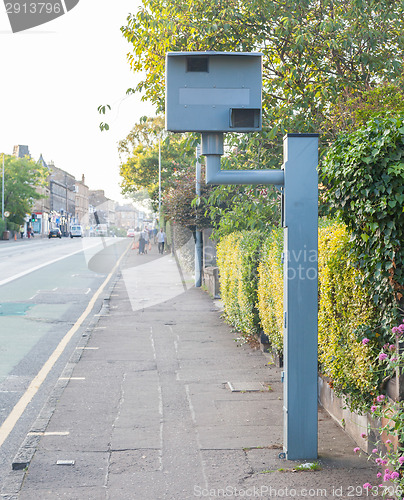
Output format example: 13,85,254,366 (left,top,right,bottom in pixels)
165,52,262,133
